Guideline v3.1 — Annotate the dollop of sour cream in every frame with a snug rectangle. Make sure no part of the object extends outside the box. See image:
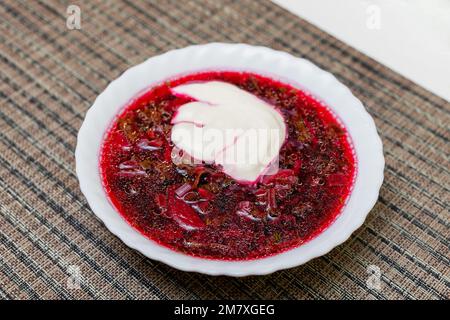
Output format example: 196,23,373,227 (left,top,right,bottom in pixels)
171,81,286,183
